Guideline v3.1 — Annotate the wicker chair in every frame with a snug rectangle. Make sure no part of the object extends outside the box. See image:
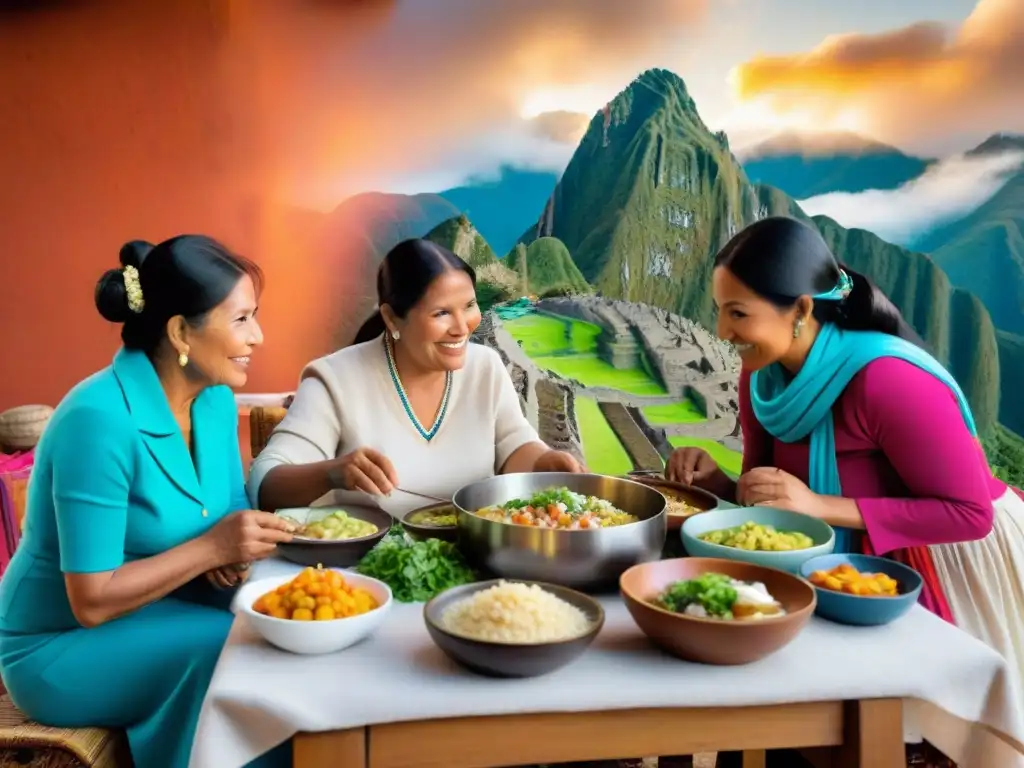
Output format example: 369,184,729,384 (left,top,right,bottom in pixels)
0,697,130,768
